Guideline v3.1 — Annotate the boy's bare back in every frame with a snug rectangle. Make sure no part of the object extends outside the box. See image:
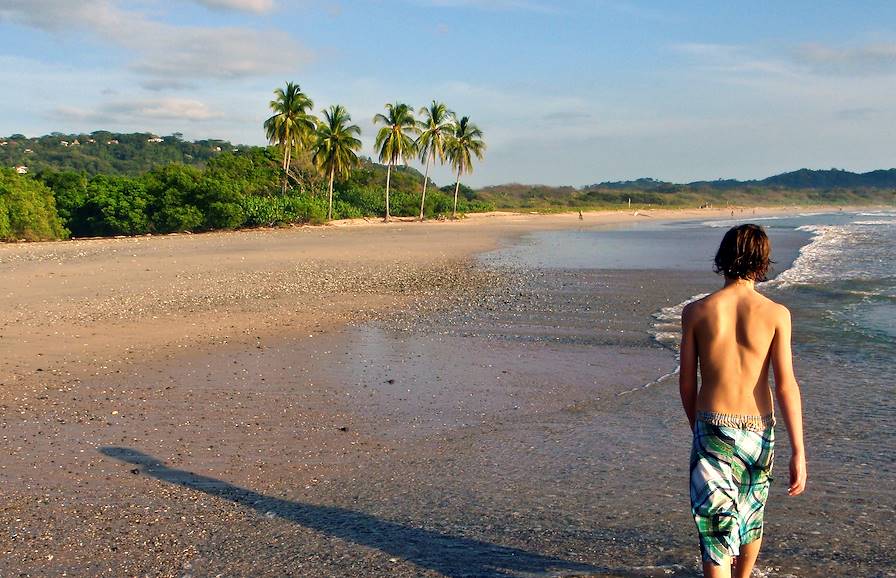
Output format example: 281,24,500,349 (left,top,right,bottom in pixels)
682,282,790,417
